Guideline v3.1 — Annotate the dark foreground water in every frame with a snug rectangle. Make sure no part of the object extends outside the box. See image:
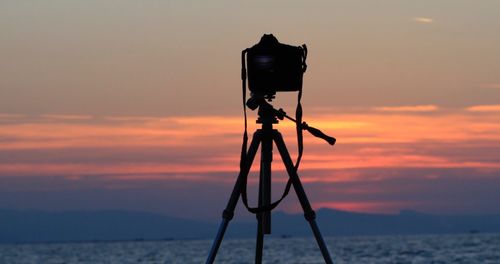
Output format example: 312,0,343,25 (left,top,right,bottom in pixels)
1,233,499,263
